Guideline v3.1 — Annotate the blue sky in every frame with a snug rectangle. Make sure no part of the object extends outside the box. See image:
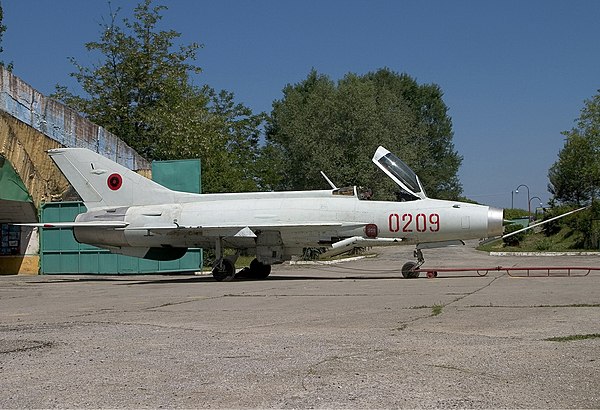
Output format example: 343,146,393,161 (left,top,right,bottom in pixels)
3,0,599,209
